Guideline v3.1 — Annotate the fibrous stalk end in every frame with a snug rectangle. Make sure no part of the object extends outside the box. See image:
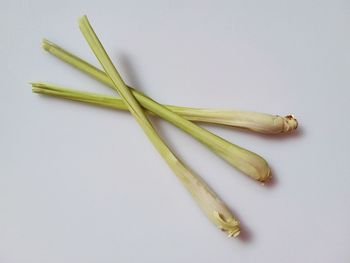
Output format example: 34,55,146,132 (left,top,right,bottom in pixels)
214,211,240,238
283,114,298,133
